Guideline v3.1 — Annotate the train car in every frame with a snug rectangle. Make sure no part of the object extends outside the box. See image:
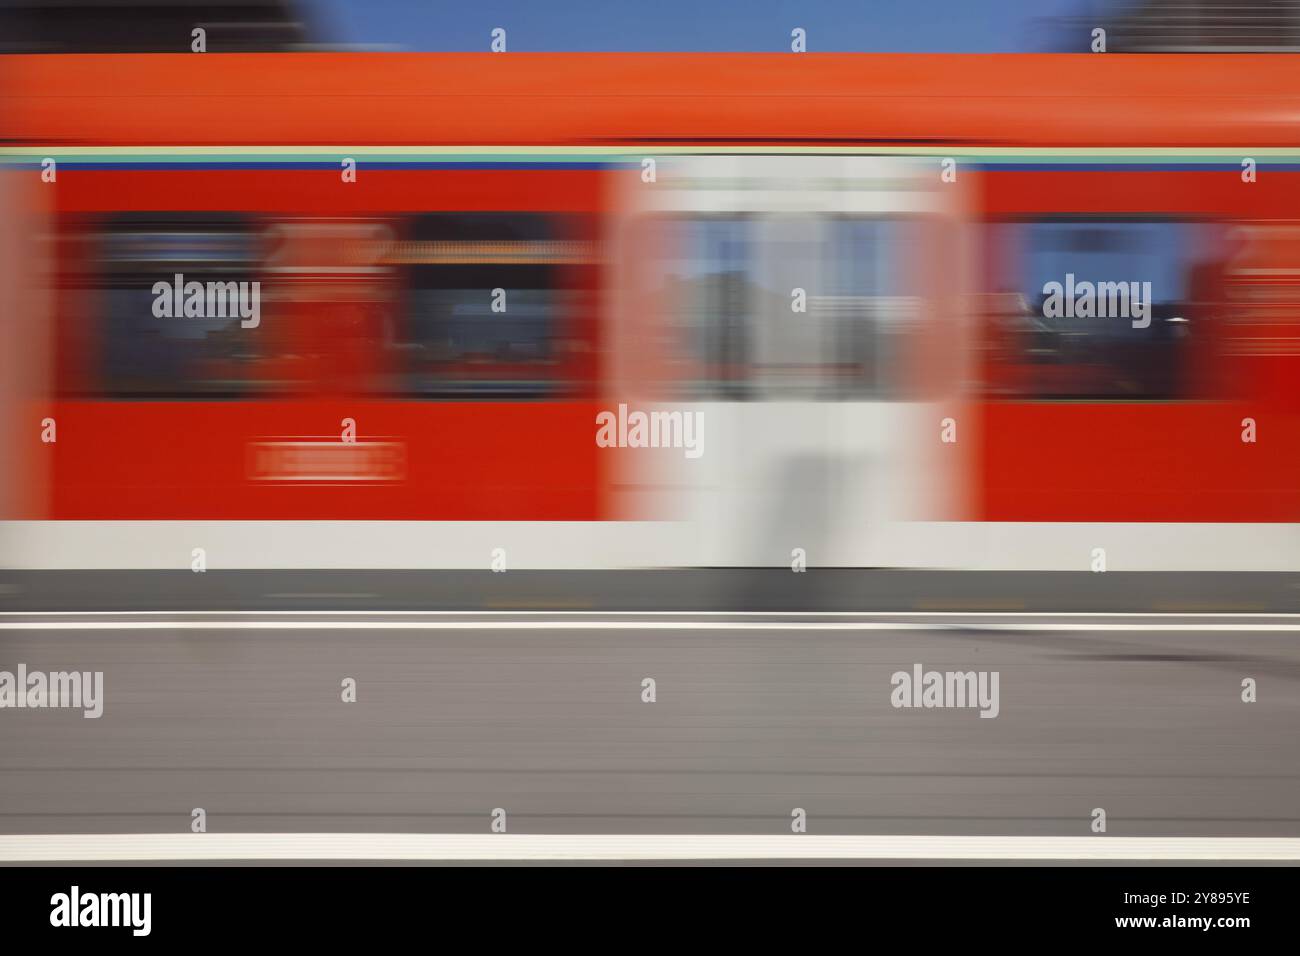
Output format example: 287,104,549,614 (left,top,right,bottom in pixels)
2,53,1300,571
